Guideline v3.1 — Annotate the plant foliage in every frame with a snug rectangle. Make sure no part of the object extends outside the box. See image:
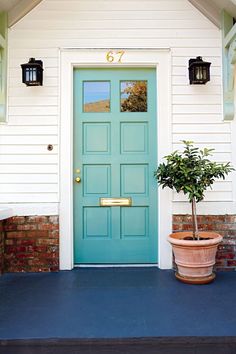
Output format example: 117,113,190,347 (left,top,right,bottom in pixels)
154,141,234,203
154,141,234,239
